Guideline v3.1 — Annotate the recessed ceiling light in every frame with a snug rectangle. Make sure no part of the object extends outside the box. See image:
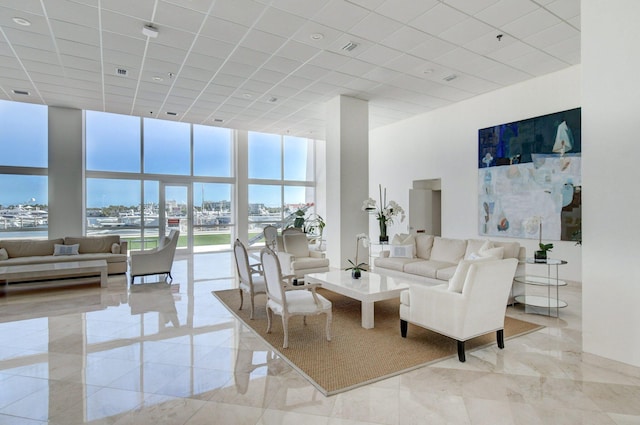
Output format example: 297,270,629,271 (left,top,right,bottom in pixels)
243,93,252,99
310,33,324,41
12,17,31,26
423,69,434,75
152,76,163,82
12,89,30,96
